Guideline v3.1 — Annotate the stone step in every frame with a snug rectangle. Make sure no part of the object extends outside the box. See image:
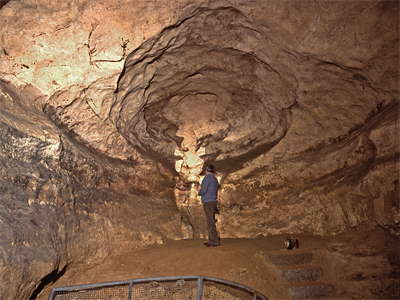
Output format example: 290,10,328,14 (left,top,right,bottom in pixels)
289,283,334,299
269,252,313,266
282,267,322,282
